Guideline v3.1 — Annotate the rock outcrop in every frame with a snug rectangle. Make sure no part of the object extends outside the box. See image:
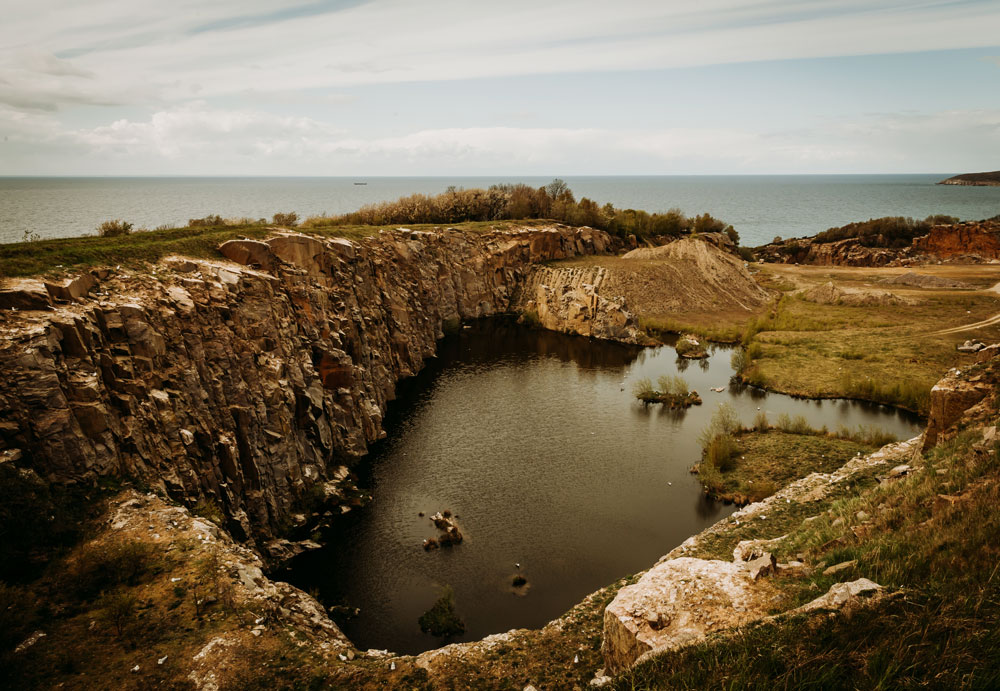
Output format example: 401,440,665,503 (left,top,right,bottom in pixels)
513,265,644,343
756,220,1000,267
923,364,995,450
0,225,617,542
602,556,779,673
912,221,1000,260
